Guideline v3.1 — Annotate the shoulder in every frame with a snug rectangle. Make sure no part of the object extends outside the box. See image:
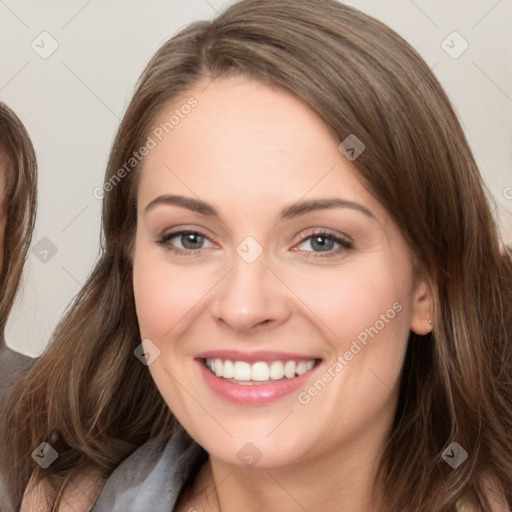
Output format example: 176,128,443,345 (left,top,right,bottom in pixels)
20,466,106,512
0,342,35,382
0,342,35,413
0,343,35,392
